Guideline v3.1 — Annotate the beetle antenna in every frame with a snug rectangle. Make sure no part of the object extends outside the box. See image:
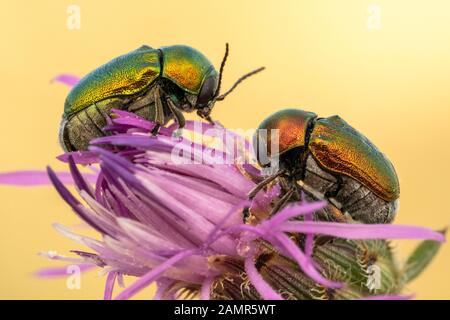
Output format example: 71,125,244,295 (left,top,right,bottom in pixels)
214,43,229,99
215,66,265,101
